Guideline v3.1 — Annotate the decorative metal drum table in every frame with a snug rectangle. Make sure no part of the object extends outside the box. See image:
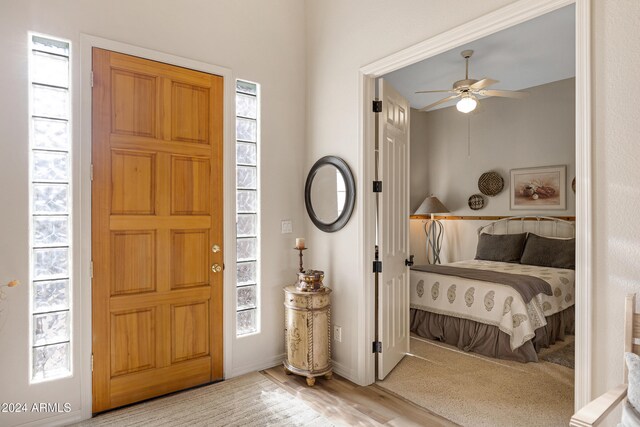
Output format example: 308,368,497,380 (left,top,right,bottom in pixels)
283,285,332,386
